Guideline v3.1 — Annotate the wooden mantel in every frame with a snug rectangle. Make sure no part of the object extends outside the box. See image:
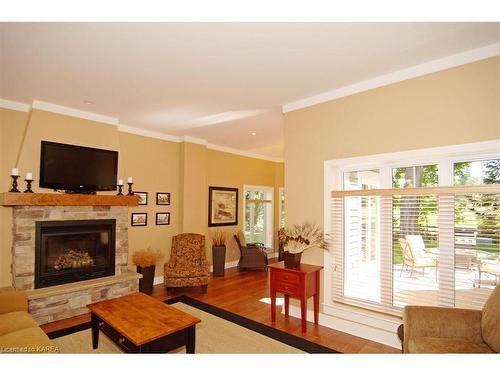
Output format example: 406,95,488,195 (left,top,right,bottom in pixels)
0,192,139,207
